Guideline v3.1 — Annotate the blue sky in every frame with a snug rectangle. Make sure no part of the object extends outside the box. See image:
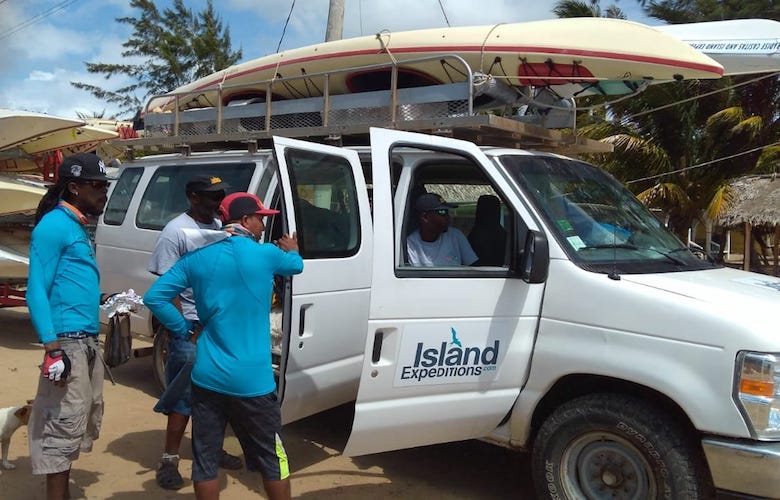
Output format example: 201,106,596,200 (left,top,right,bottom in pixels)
0,0,660,119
